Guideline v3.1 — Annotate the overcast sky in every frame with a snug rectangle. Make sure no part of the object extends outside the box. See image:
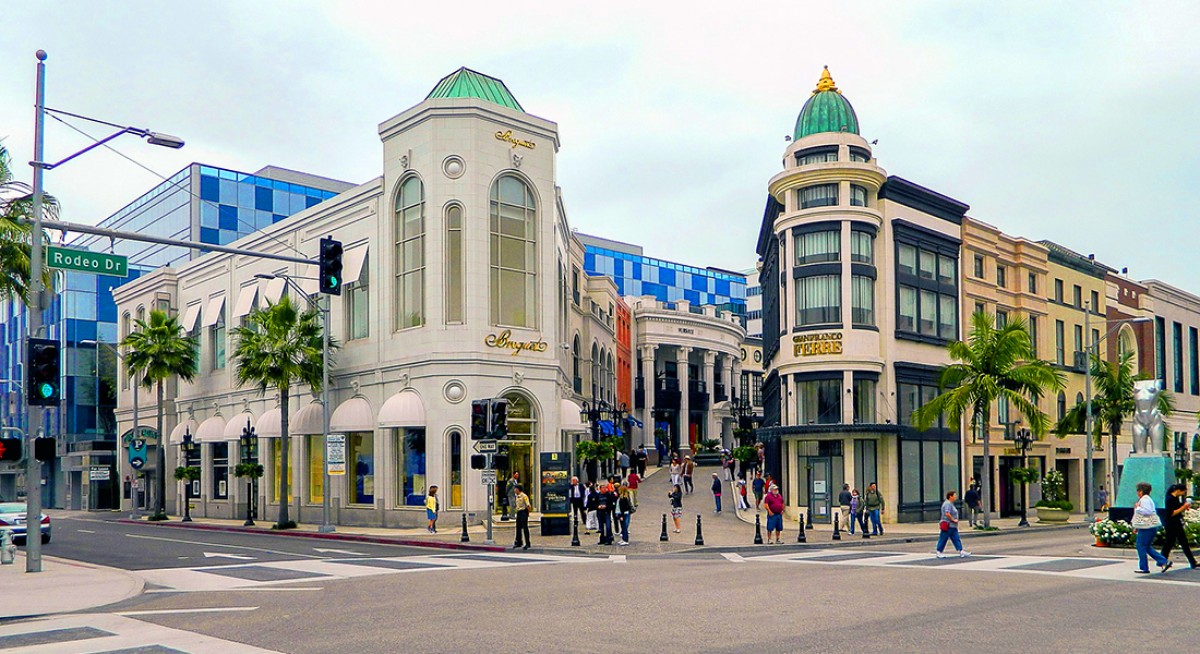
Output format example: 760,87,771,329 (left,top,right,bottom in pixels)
3,2,1198,289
